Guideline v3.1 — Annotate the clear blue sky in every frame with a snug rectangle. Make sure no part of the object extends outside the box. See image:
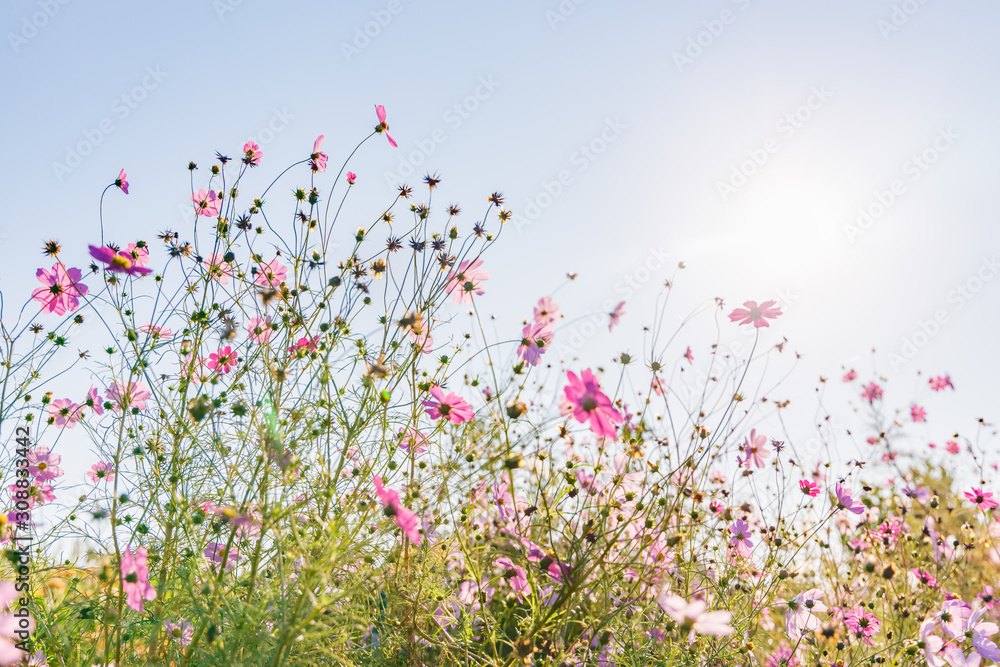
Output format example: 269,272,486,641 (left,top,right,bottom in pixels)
2,1,999,478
